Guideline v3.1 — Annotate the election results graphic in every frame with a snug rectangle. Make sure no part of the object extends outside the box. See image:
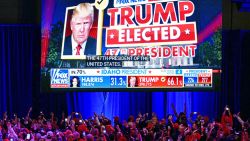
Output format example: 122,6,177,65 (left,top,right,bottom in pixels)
50,68,213,89
41,0,222,91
